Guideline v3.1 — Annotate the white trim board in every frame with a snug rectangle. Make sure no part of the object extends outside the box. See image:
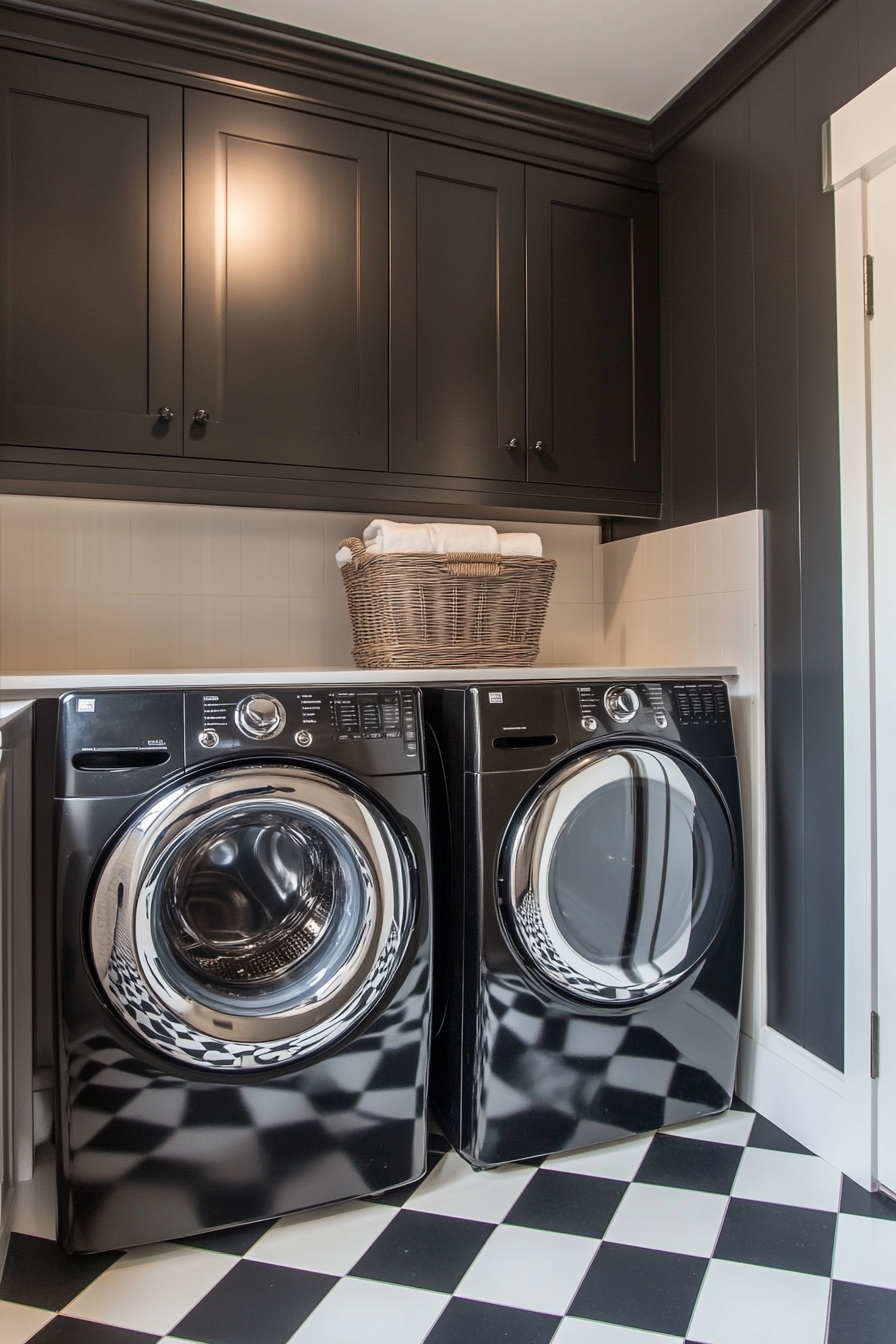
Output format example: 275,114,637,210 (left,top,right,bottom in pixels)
817,67,896,1190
